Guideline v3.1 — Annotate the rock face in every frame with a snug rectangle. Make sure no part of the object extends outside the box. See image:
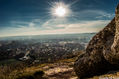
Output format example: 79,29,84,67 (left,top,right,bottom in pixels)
74,4,119,78
106,4,119,65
